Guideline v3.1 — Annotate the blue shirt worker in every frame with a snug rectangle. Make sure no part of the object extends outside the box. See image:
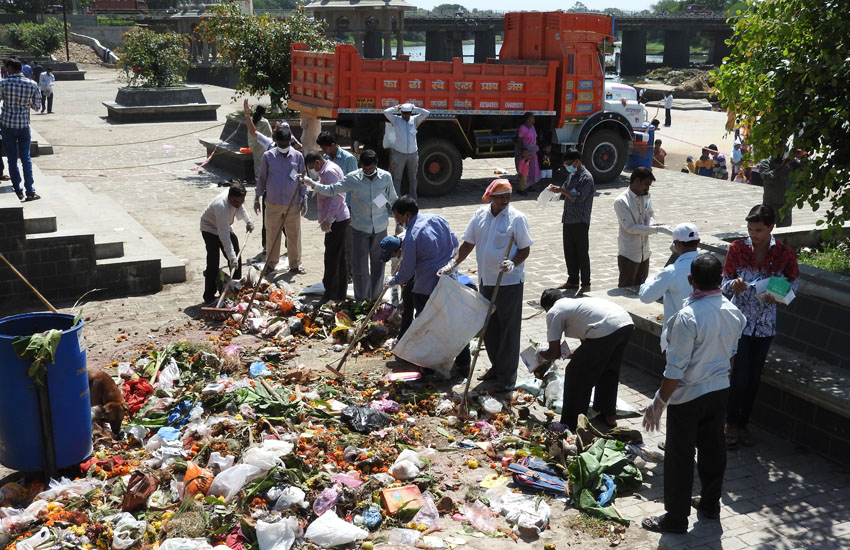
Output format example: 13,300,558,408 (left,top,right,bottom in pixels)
305,149,398,300
253,126,307,273
639,222,701,351
0,58,41,201
641,254,746,535
384,103,429,200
